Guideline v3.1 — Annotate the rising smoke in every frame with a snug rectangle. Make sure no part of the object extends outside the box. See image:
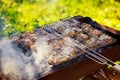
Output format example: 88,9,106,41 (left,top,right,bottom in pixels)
0,38,53,80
